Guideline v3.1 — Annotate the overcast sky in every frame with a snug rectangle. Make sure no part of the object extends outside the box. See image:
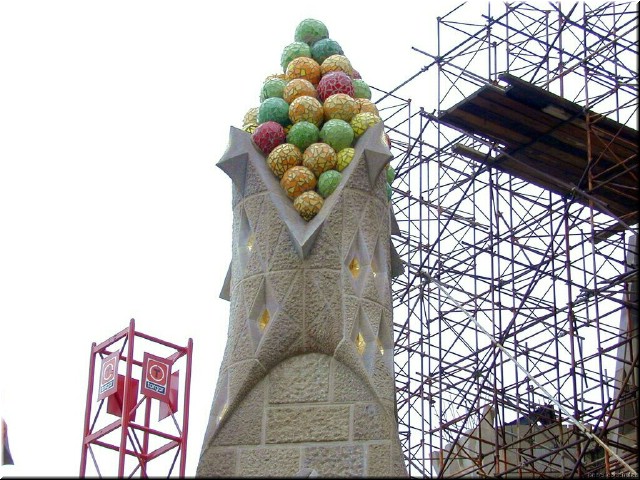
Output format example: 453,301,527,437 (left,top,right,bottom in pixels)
0,1,488,476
